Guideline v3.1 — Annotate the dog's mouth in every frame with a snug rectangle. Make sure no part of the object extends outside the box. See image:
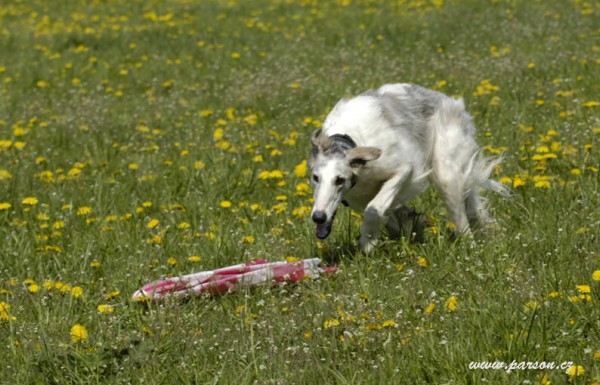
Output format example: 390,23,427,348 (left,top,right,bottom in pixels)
315,210,336,240
316,222,333,239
